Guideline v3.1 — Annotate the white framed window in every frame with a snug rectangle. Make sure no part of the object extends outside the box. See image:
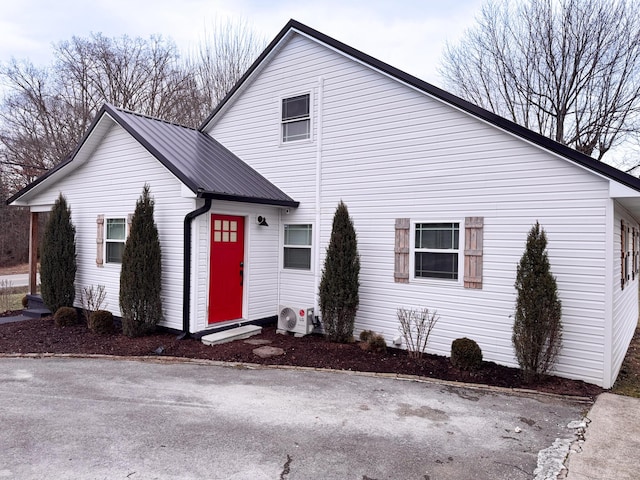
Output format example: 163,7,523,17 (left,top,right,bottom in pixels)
281,94,310,143
106,218,127,263
283,224,312,270
413,222,461,280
